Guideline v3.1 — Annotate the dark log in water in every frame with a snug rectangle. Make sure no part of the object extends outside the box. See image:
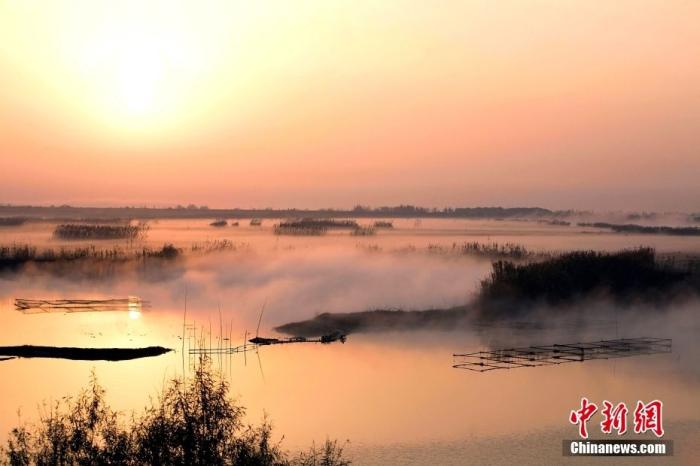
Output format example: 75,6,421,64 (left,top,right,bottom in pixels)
0,345,172,361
